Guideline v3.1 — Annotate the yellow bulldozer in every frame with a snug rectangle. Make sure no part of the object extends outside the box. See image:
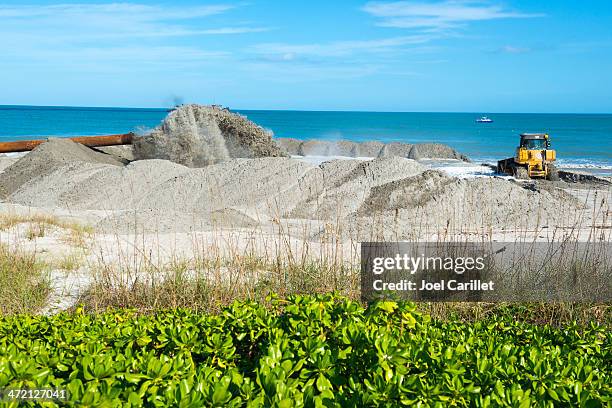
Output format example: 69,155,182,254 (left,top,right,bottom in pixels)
497,133,559,180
